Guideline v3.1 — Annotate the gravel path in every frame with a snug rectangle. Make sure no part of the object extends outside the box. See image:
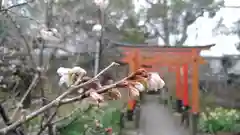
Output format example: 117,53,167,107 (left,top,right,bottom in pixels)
138,94,189,135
